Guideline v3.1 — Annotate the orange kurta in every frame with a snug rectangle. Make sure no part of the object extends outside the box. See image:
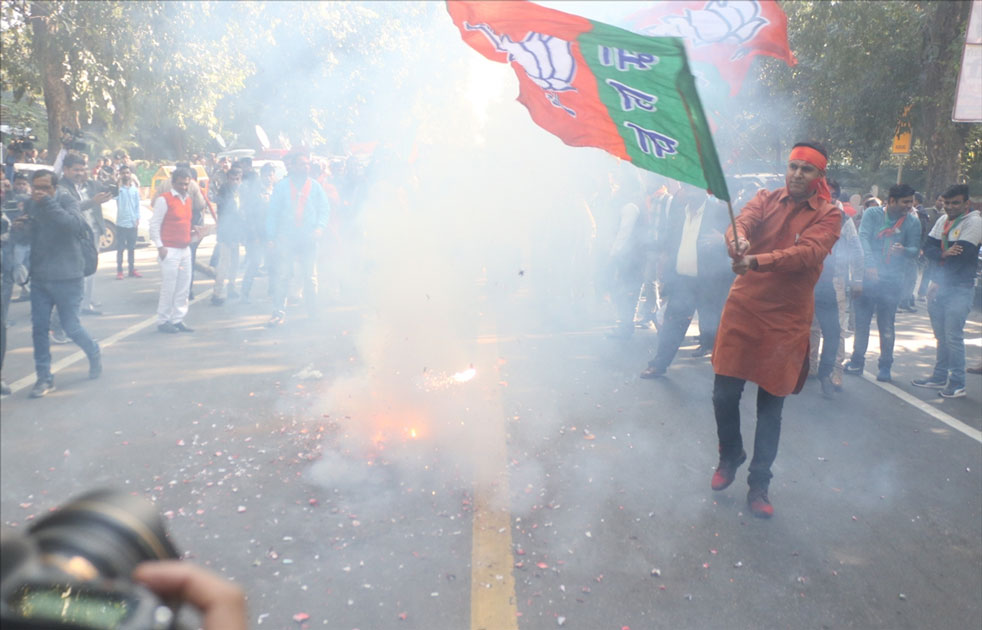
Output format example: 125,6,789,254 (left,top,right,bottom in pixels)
712,187,841,396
